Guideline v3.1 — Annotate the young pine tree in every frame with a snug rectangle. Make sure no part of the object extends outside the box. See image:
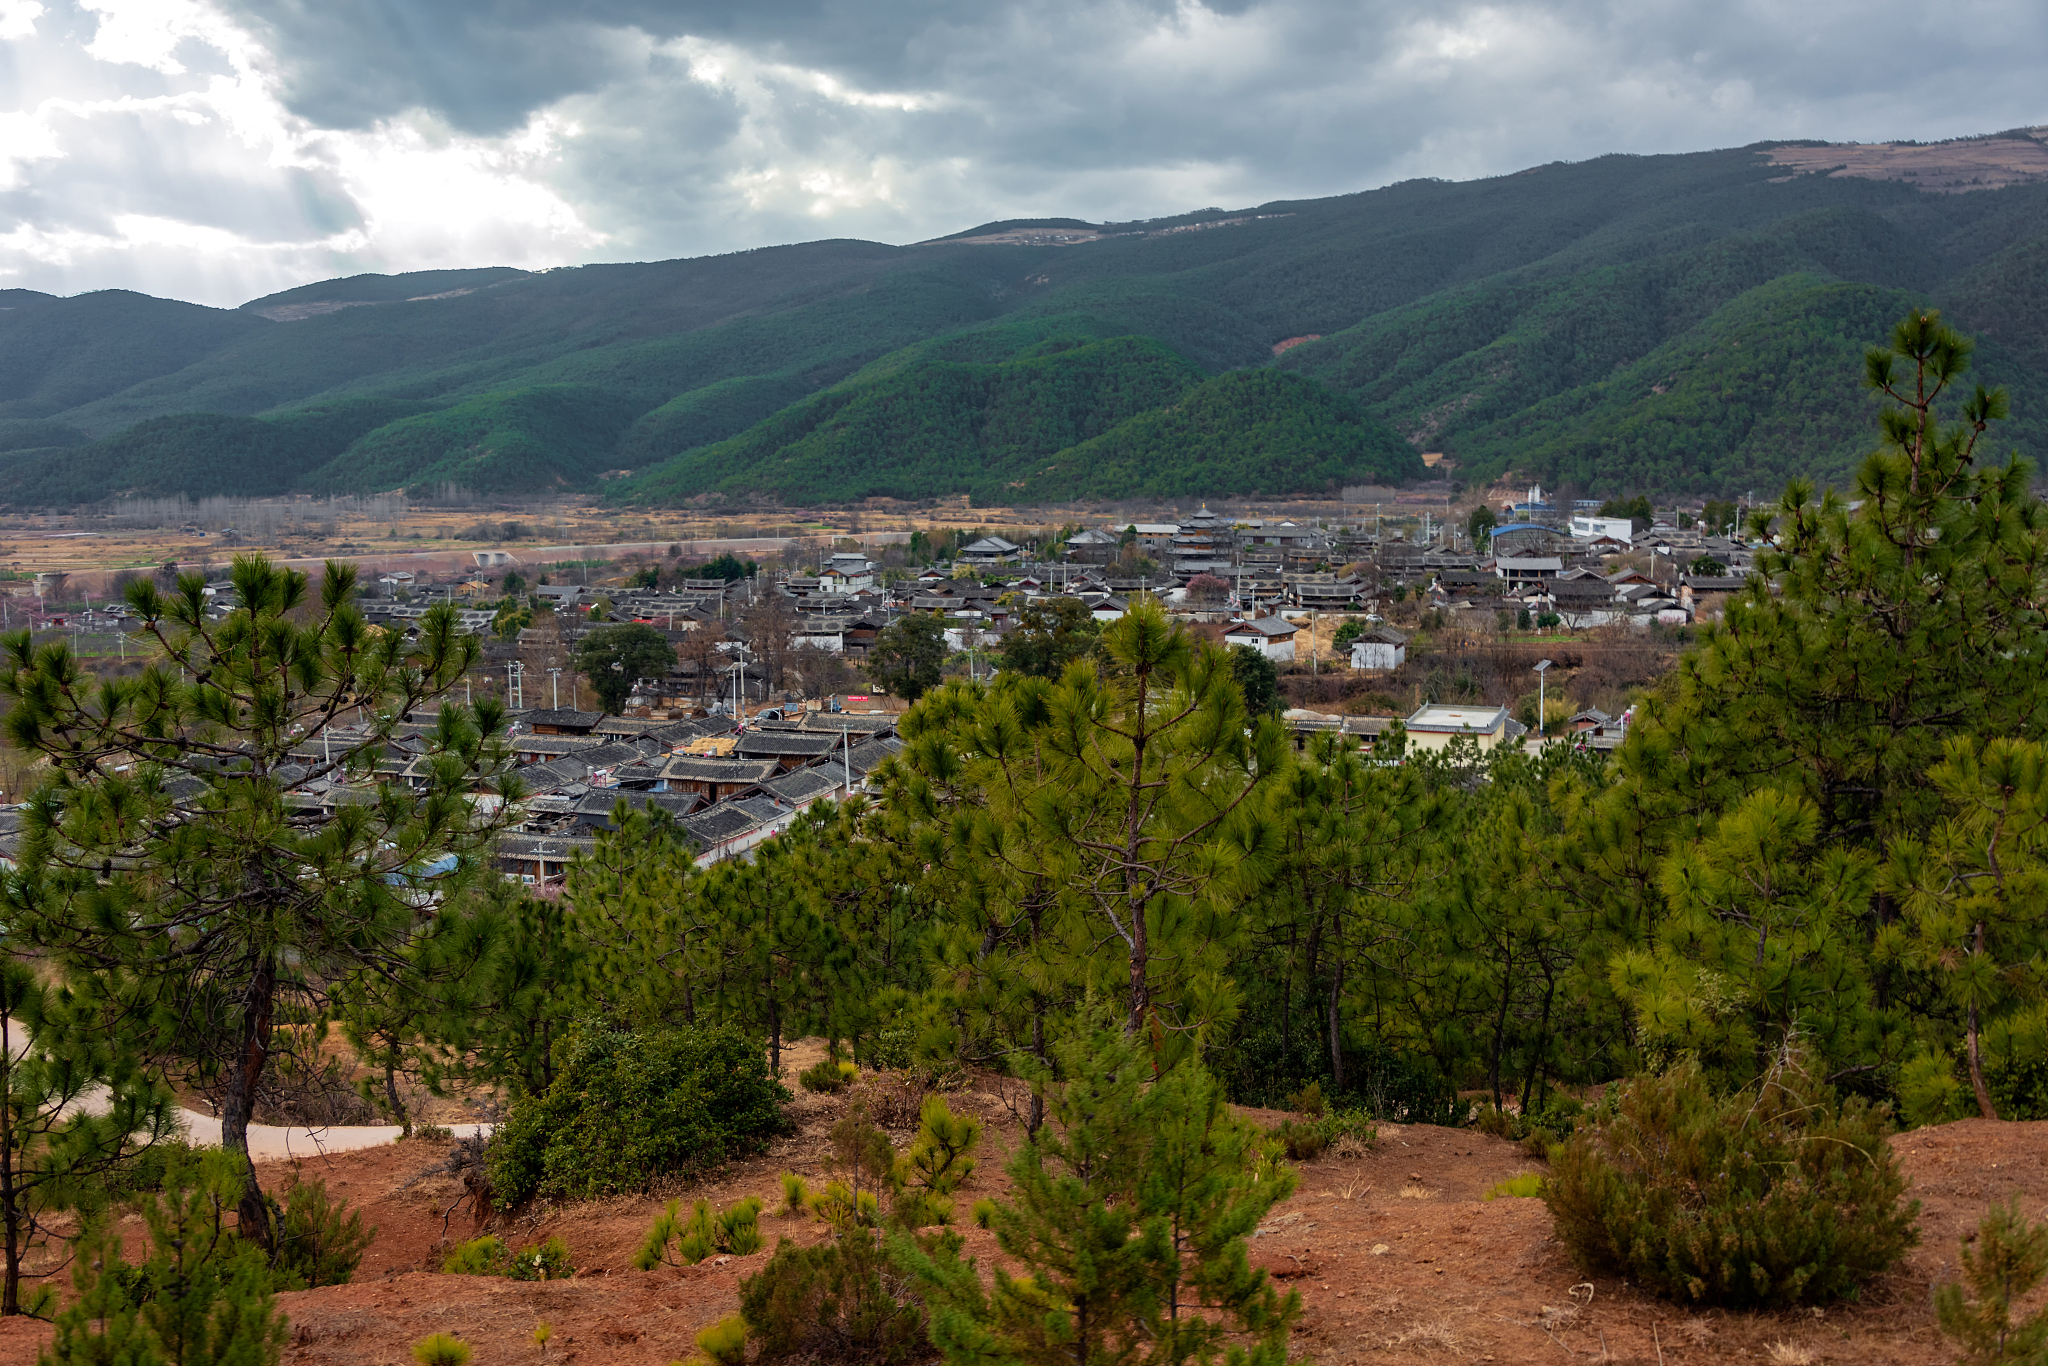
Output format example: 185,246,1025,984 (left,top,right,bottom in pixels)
41,1151,289,1366
894,1019,1300,1366
1936,1198,2048,1366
